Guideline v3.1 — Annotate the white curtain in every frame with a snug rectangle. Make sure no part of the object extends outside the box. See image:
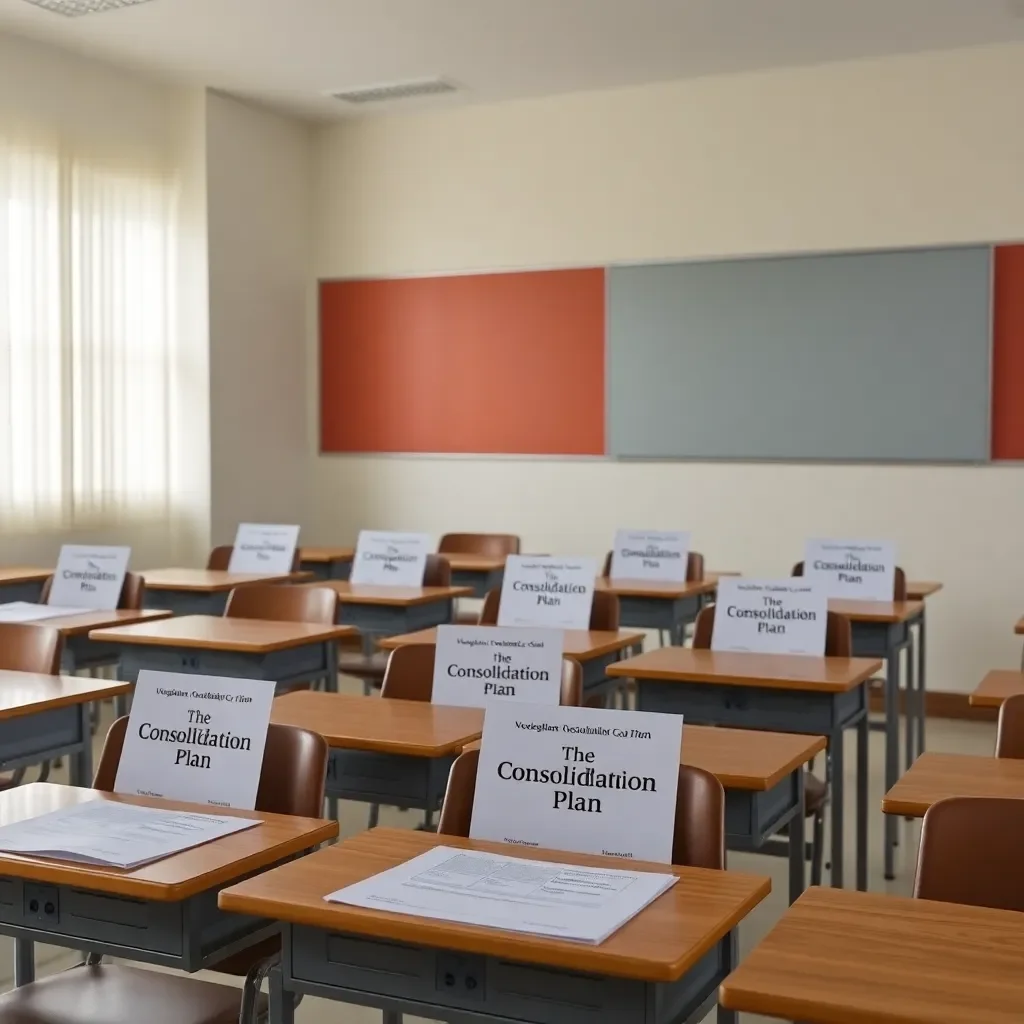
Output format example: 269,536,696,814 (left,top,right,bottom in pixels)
0,131,175,529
